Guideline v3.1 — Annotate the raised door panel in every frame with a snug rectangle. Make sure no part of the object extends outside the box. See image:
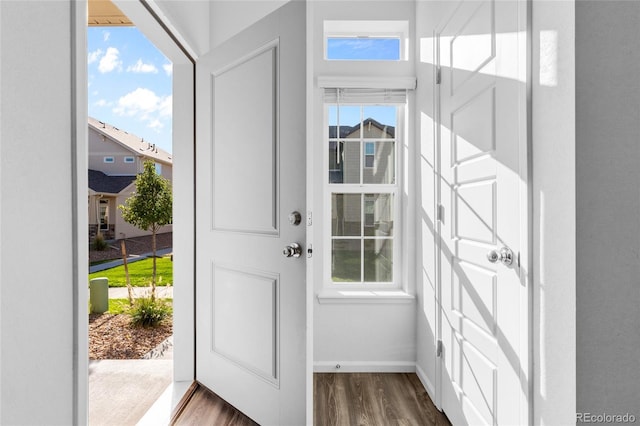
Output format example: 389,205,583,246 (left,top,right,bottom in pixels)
212,45,278,235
